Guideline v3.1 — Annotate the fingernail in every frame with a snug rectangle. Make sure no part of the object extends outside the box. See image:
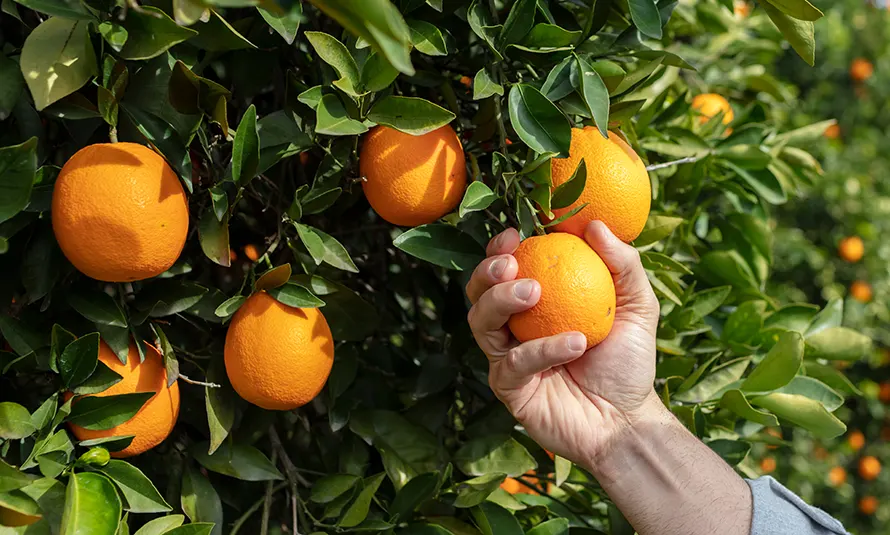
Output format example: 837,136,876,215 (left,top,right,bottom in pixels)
489,258,507,278
493,233,505,248
513,280,535,301
567,334,586,352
